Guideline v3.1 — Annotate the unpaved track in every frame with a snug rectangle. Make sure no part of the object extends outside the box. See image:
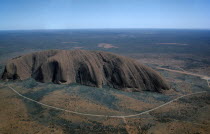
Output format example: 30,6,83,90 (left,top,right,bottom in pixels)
157,67,210,88
4,84,207,119
157,67,210,80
